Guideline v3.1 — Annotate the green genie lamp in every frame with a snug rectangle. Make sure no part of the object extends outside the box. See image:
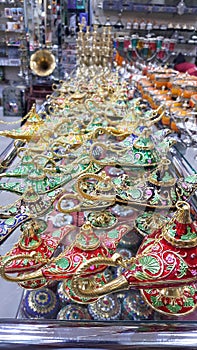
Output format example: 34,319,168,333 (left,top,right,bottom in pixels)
76,167,197,210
